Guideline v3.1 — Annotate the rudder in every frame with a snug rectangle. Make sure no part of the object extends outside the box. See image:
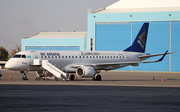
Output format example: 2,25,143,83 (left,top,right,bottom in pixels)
124,23,149,53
